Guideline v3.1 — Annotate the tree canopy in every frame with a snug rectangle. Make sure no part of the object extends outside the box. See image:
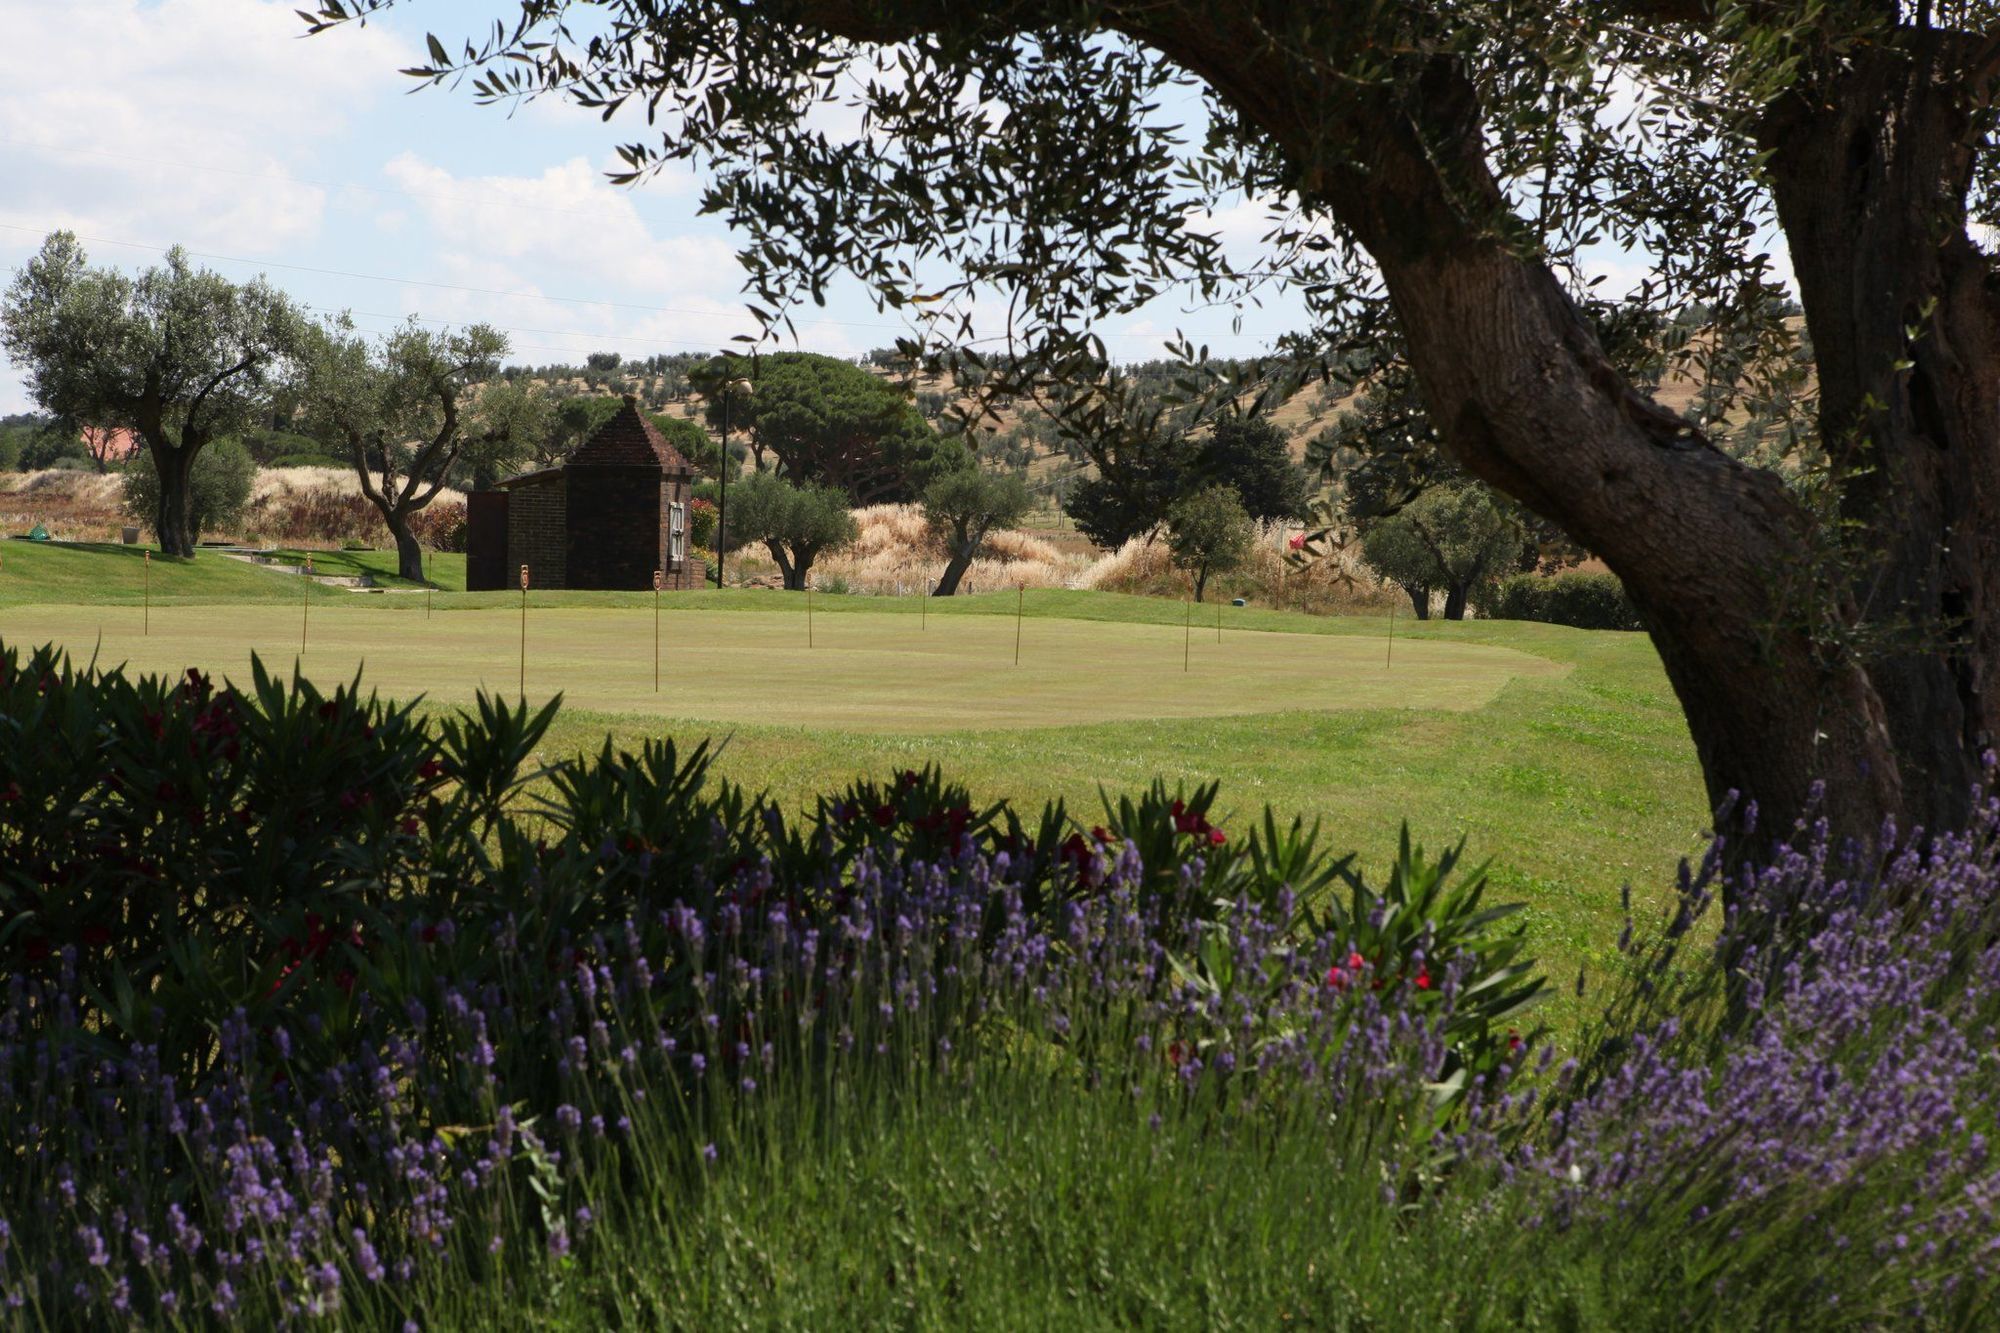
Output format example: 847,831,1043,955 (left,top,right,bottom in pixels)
297,316,536,581
309,0,2000,845
921,468,1033,596
721,471,859,590
1065,412,1308,549
1359,483,1523,622
2,231,301,555
1165,484,1254,603
701,352,968,503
